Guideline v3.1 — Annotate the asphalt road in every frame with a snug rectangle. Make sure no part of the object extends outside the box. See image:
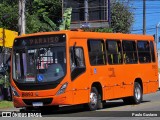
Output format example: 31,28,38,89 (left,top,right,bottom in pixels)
1,90,160,120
